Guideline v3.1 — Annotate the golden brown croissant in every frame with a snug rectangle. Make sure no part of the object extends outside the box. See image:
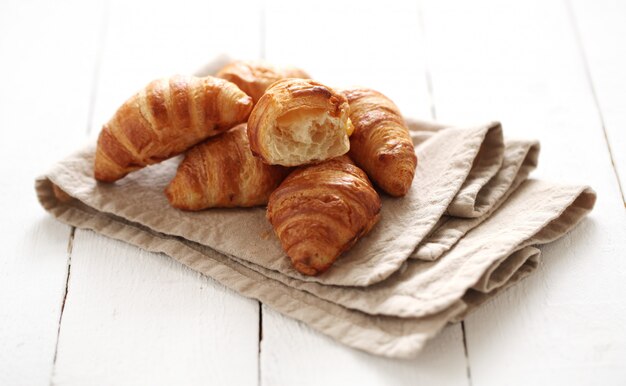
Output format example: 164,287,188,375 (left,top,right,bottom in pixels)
94,75,253,182
165,124,290,210
248,79,353,167
216,60,310,103
267,156,381,276
342,88,417,196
